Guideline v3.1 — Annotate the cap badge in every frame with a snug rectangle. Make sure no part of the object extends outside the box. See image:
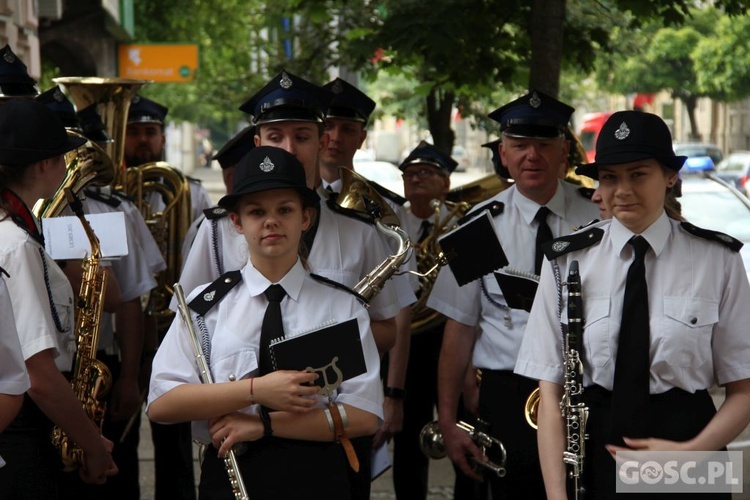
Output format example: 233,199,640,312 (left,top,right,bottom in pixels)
53,88,65,102
280,72,293,90
203,290,216,302
614,122,631,140
3,50,15,64
331,80,344,94
529,91,541,109
259,156,275,172
132,95,141,104
551,241,570,253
